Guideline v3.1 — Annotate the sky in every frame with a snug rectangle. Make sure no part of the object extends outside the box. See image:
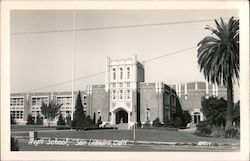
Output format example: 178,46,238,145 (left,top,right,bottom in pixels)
10,10,239,94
